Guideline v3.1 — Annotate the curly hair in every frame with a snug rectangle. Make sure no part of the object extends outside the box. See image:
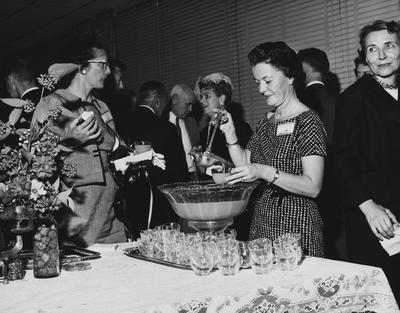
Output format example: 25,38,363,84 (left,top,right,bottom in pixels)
197,80,232,105
195,73,233,105
248,41,303,83
359,20,400,63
